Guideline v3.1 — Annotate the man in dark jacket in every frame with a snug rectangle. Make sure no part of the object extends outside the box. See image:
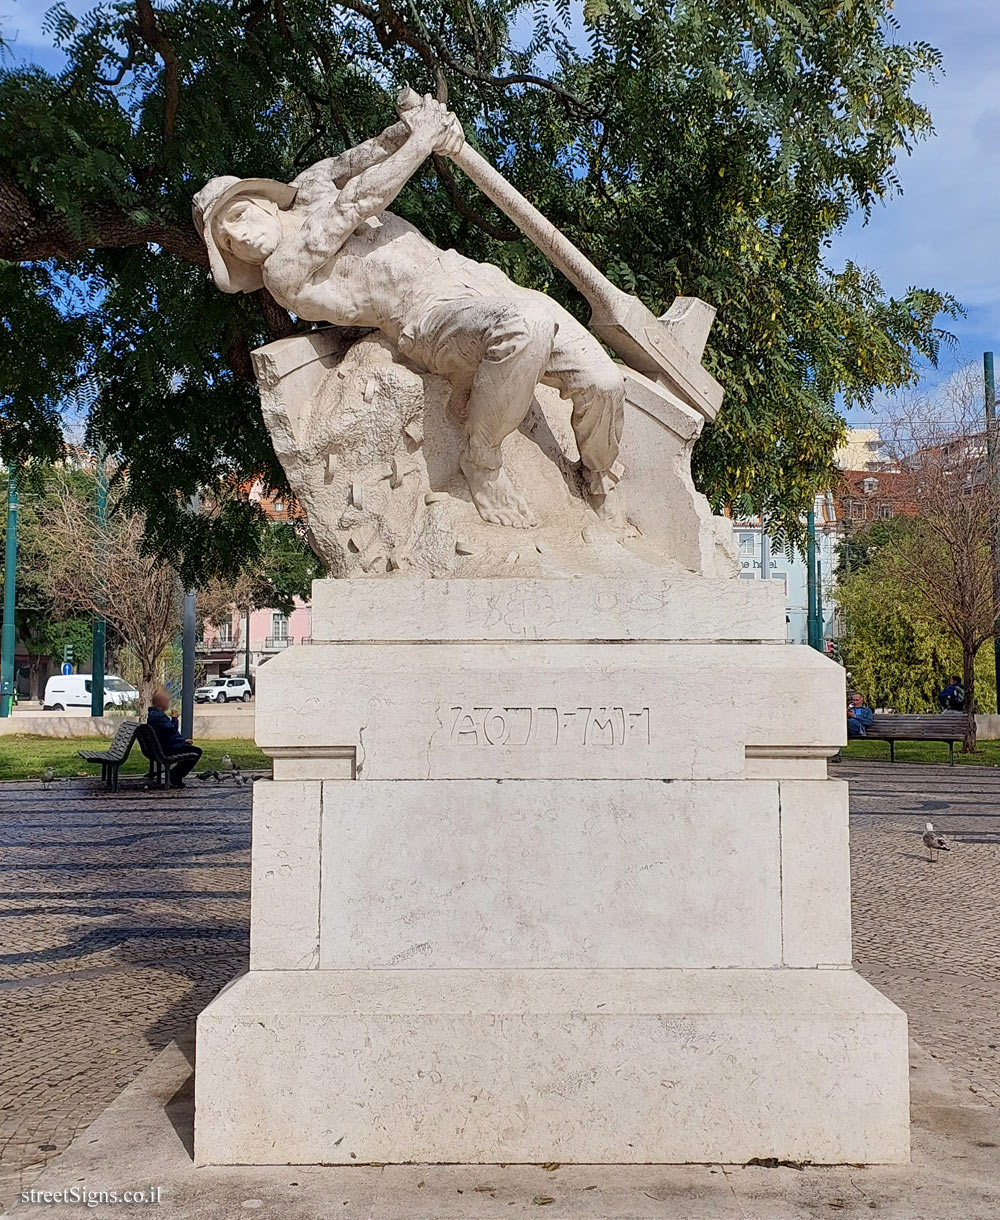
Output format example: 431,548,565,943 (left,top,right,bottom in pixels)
938,676,965,711
147,690,202,788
